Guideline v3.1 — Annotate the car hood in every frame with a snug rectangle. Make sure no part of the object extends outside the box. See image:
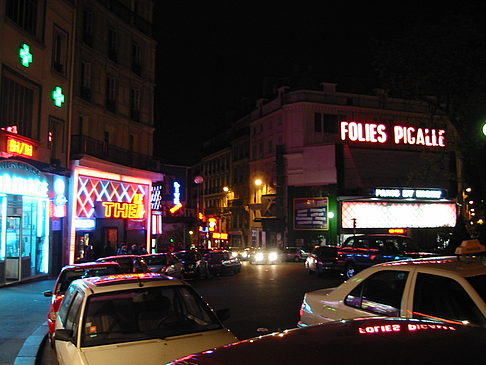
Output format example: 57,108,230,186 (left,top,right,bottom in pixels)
80,329,237,365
